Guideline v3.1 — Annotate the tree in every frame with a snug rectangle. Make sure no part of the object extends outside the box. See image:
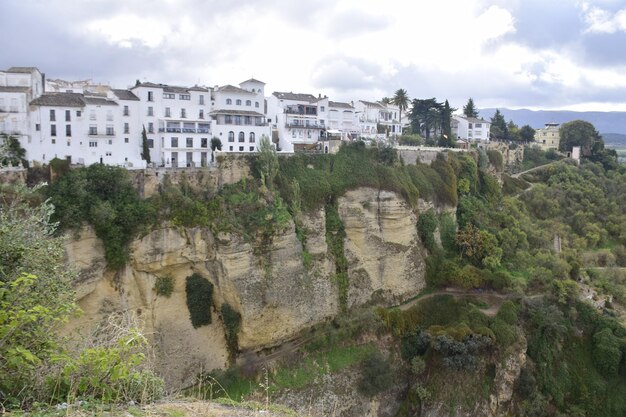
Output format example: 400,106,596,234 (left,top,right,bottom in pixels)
463,98,479,118
140,126,151,164
409,98,443,140
490,109,508,140
381,97,392,104
559,120,601,154
440,100,454,146
0,185,77,398
519,125,536,142
258,135,278,188
0,133,26,167
210,137,222,162
392,88,409,125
